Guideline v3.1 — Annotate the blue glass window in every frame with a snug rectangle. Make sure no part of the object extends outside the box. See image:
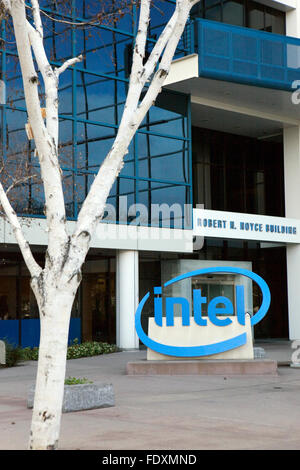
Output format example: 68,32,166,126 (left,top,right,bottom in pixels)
0,0,192,228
